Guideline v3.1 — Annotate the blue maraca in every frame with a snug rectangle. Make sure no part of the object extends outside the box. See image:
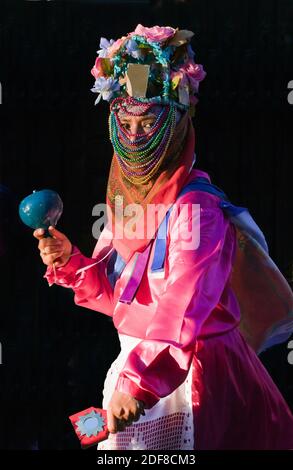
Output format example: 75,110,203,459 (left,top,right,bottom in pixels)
19,189,63,236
